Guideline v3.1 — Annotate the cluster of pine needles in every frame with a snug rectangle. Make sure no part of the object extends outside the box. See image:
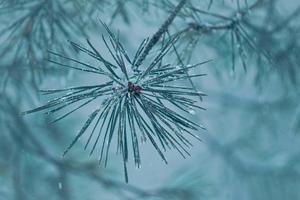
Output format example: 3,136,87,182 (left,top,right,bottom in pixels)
23,21,208,182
